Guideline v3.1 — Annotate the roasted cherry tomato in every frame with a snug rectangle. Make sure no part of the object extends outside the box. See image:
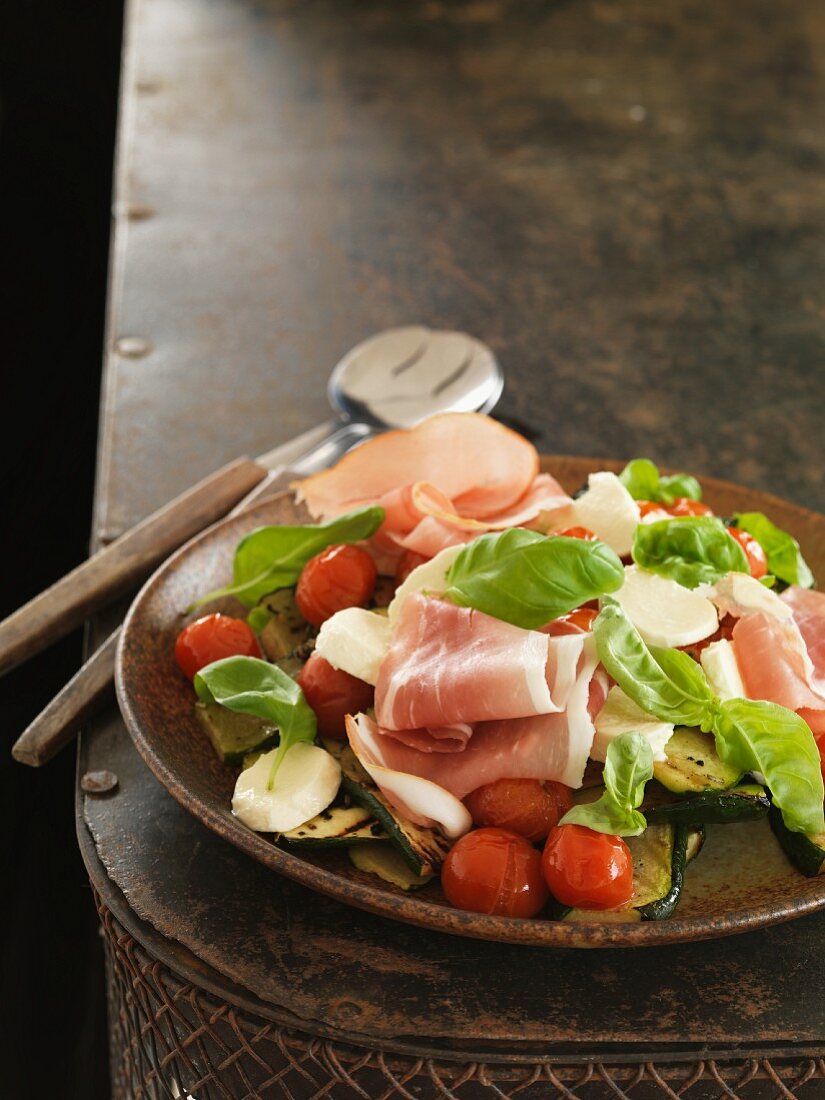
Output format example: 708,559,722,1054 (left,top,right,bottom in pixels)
637,500,669,518
464,779,573,843
542,824,633,910
297,652,374,738
441,828,549,917
295,544,377,627
555,526,598,541
395,549,428,586
668,497,713,517
728,527,768,579
547,606,599,635
174,613,261,679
